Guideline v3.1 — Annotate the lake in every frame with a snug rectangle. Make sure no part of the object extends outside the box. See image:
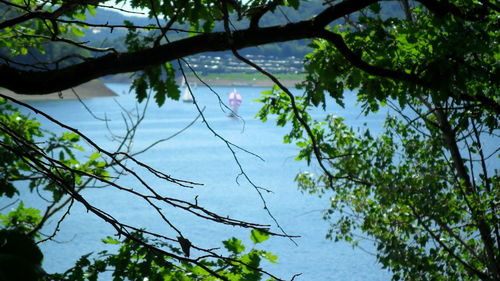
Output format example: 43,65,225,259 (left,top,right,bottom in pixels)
15,83,391,280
